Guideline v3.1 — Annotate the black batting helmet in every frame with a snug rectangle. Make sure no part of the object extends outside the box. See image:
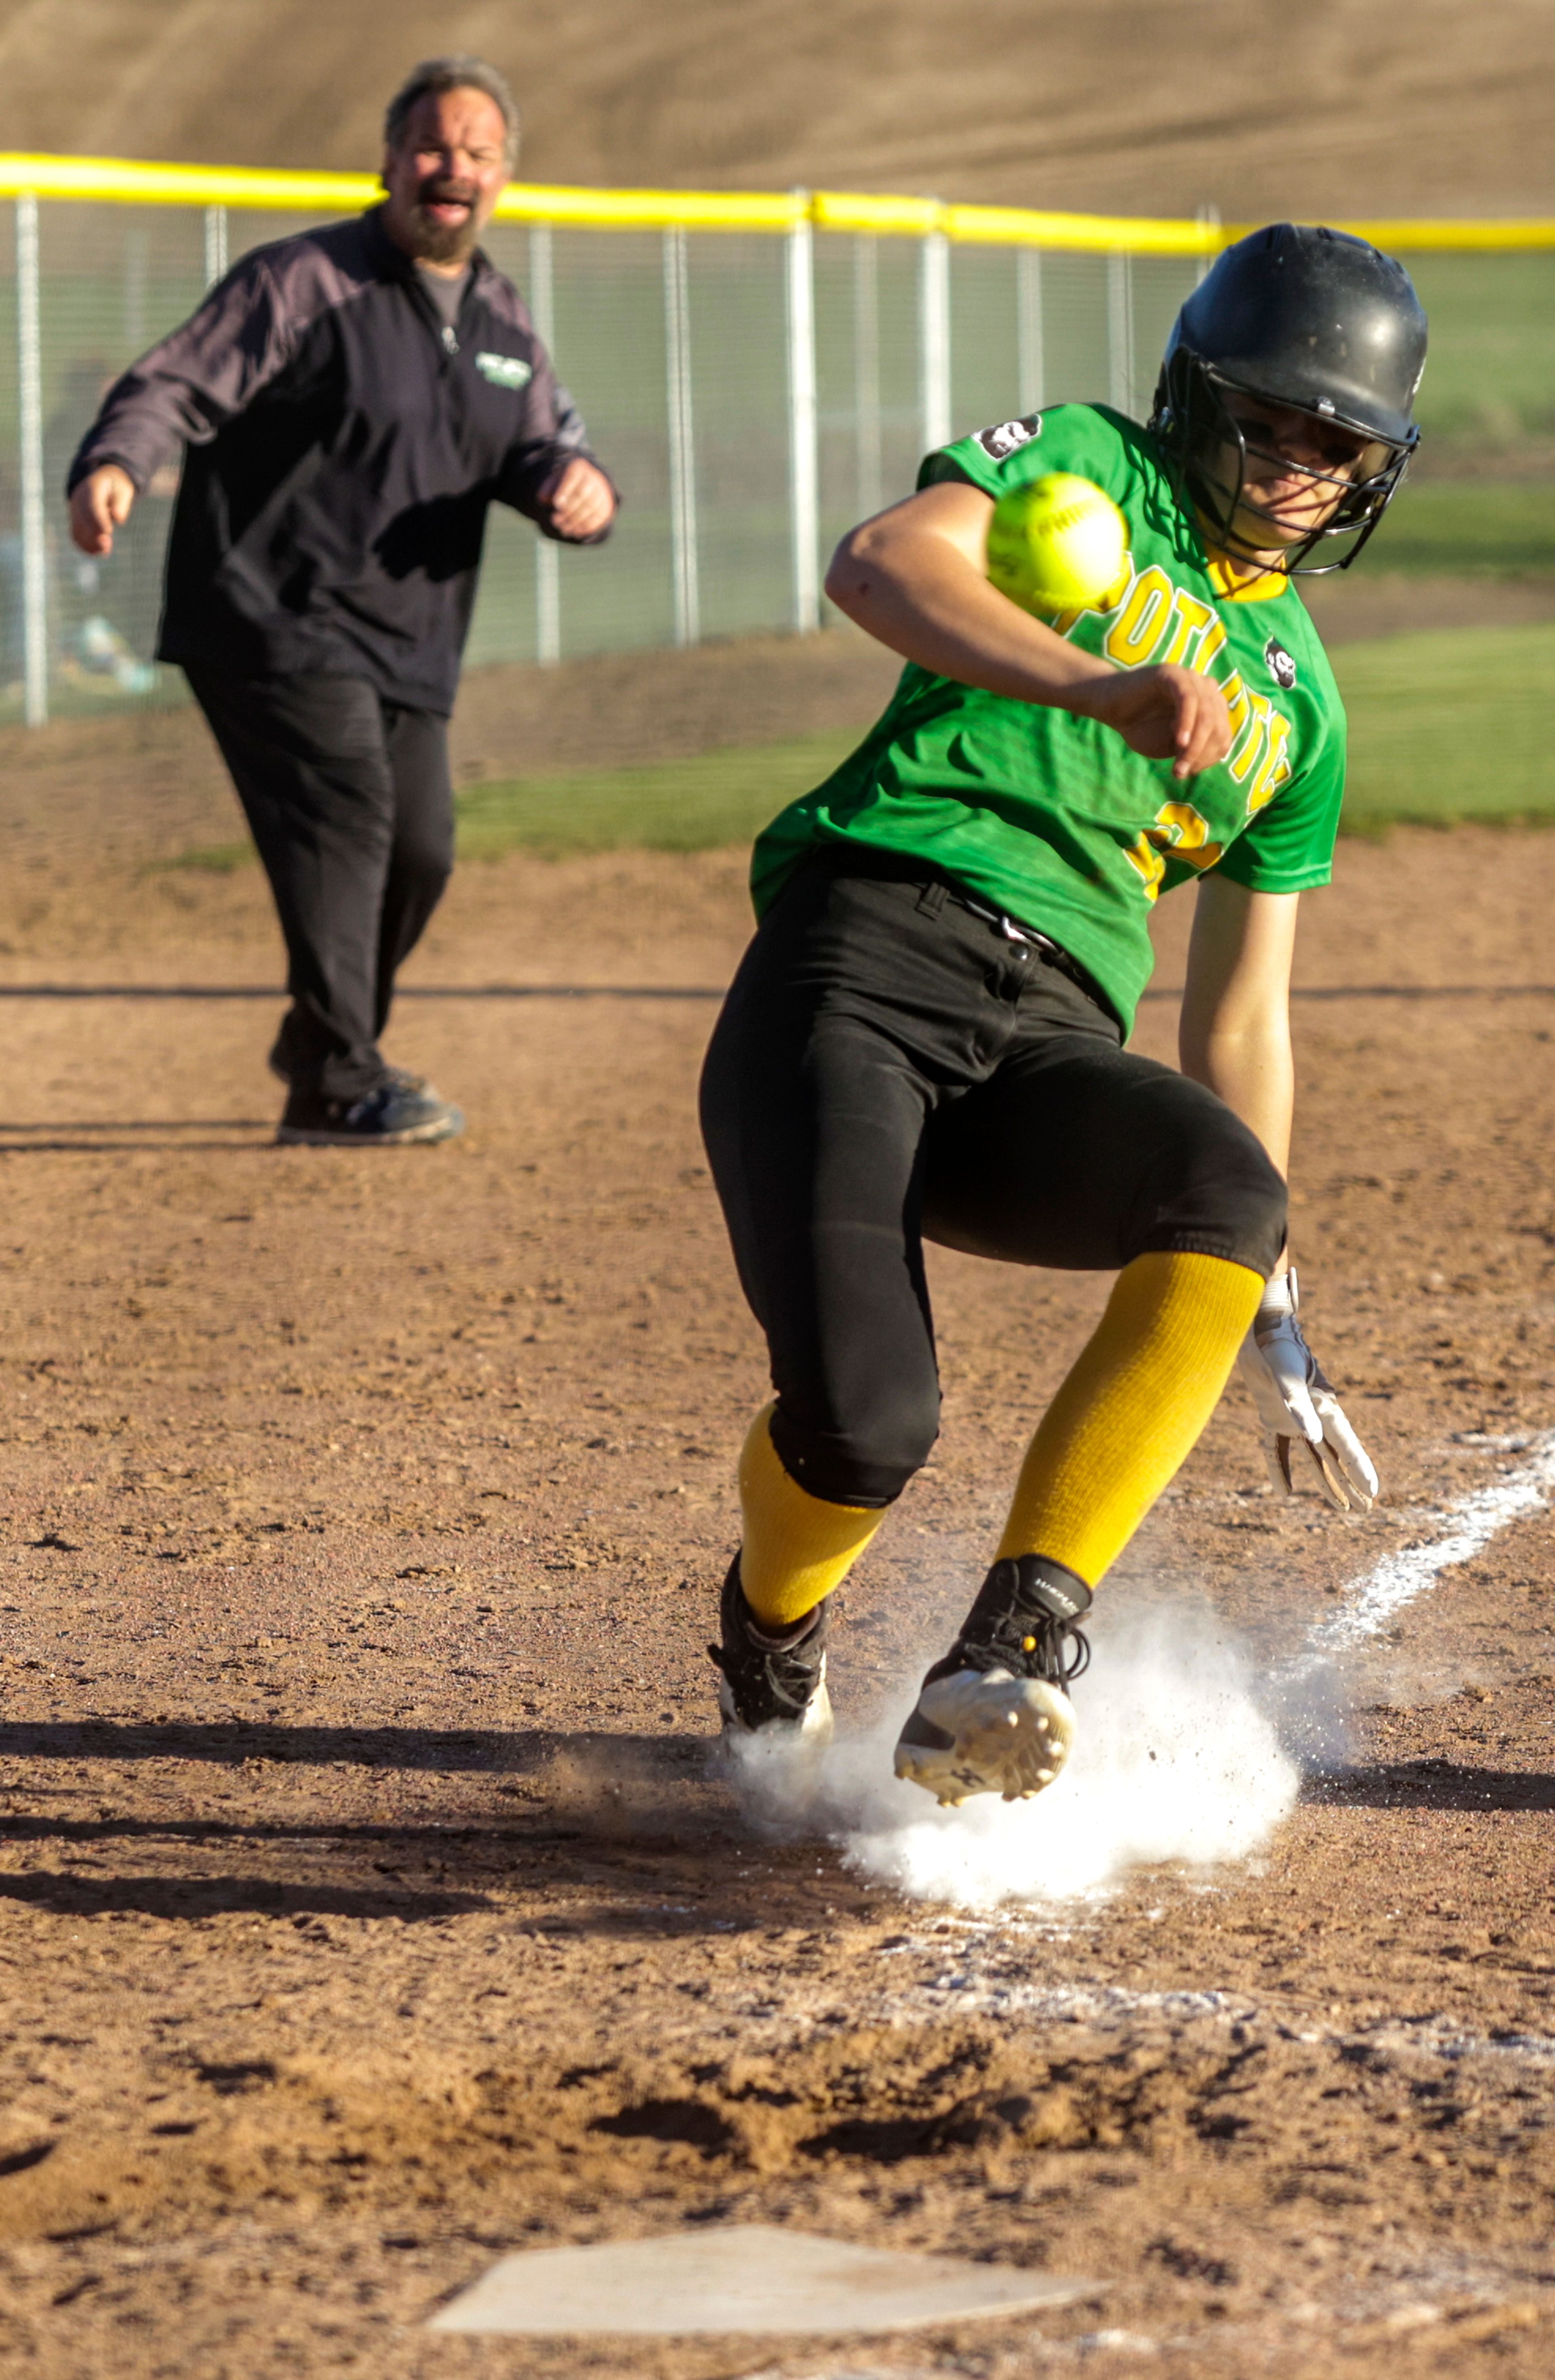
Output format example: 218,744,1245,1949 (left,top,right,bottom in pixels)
1150,224,1429,573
